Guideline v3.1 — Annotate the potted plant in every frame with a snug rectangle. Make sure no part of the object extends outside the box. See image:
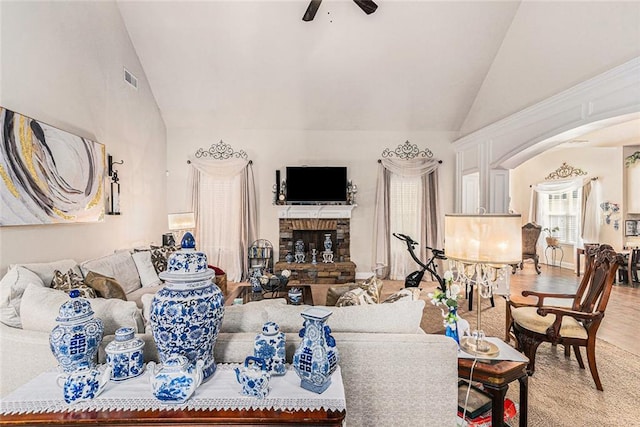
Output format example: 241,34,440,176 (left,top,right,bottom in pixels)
543,226,560,246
